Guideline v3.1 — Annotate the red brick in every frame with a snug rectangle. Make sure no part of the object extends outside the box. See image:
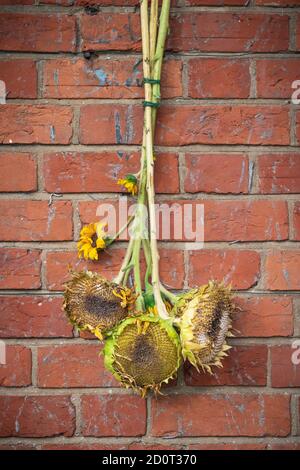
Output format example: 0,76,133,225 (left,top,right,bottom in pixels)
80,13,289,53
296,111,300,144
187,0,248,3
0,60,37,98
257,59,300,98
184,346,268,386
0,248,41,289
0,345,31,387
293,202,300,240
0,0,33,4
257,153,300,194
0,14,76,52
81,394,146,437
195,200,287,241
43,151,179,194
43,57,182,99
188,250,260,290
156,105,290,146
271,345,300,387
188,443,267,450
79,198,288,242
264,250,300,290
151,394,290,437
184,154,248,194
42,443,129,450
256,0,300,5
169,13,289,52
0,105,73,144
0,396,75,437
79,104,289,146
79,104,143,145
297,15,300,51
0,296,73,338
234,296,293,337
80,13,141,52
0,200,73,241
45,248,184,290
188,59,250,98
38,344,119,388
0,153,36,192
